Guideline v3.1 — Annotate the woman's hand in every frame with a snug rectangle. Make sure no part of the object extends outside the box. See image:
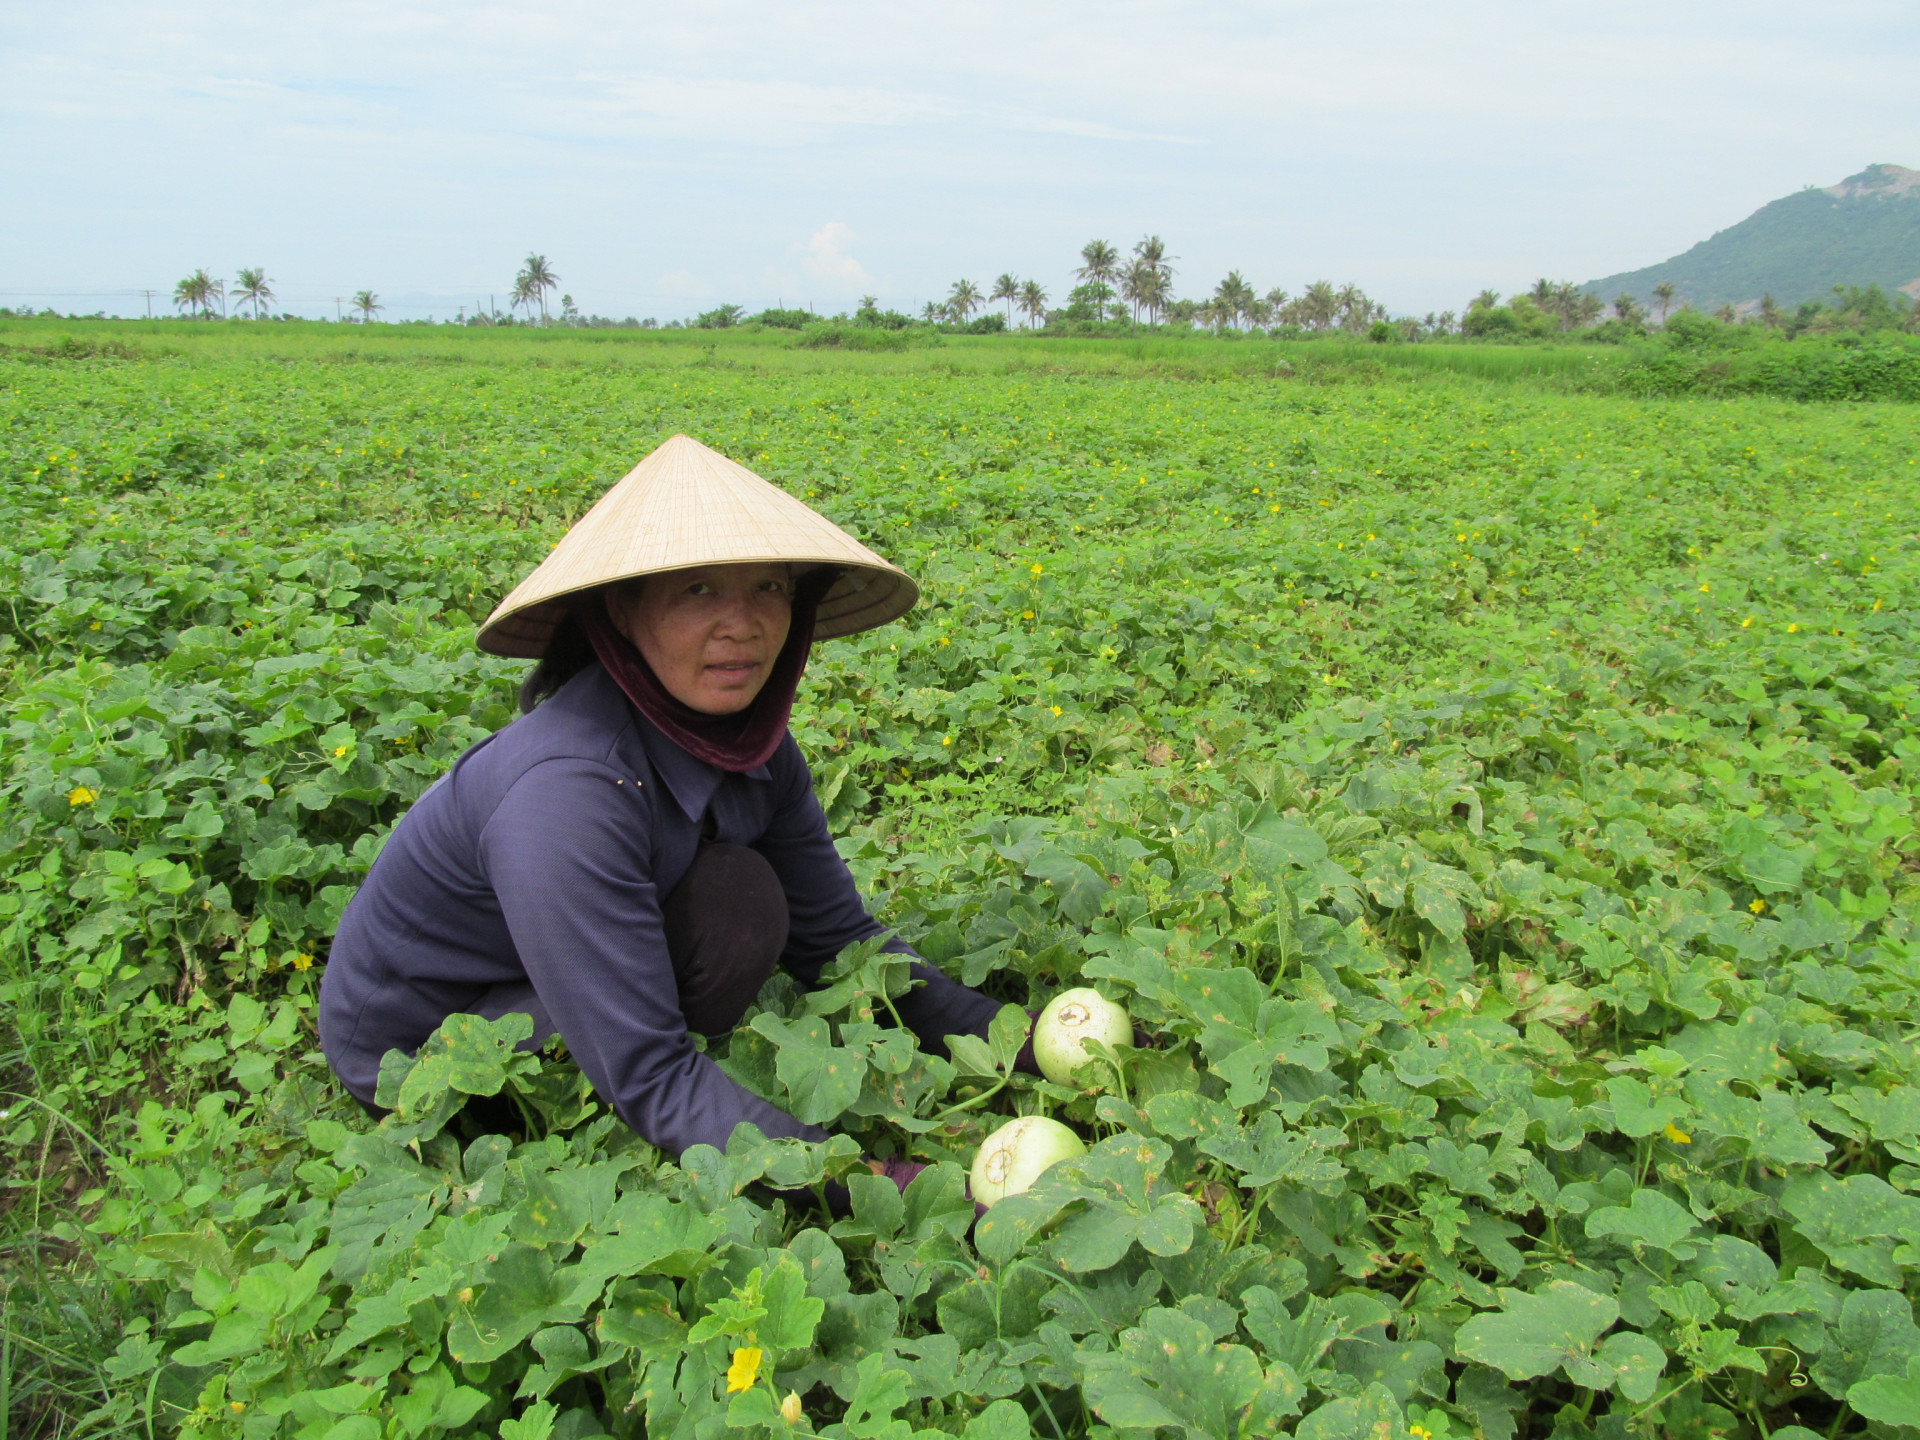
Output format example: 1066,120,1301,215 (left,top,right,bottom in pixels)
867,1156,927,1193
